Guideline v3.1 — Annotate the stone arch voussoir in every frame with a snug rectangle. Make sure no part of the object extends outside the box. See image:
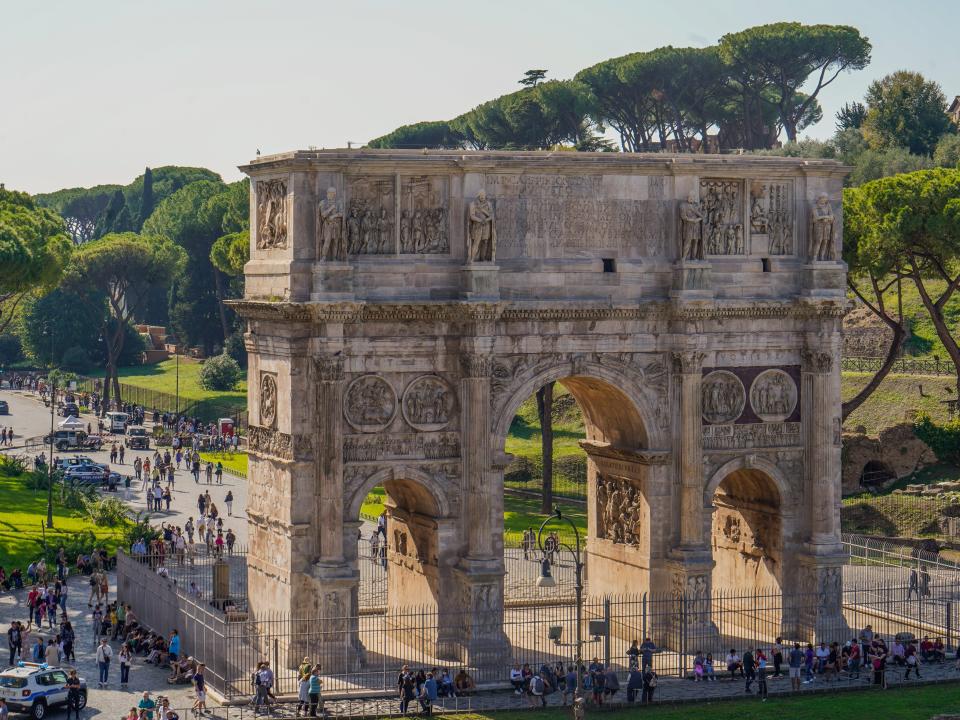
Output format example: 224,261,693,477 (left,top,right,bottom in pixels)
345,464,453,522
704,455,793,511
